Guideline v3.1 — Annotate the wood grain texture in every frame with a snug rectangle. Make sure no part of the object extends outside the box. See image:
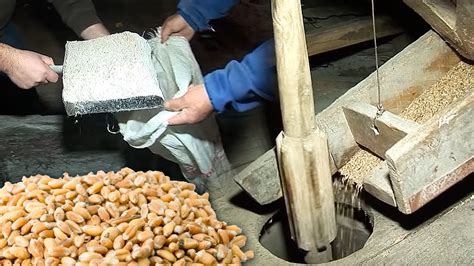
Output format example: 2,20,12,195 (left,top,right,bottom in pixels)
365,196,474,265
233,148,282,205
306,16,403,56
272,0,336,253
276,130,336,251
364,162,397,207
455,0,474,59
271,0,315,137
233,145,338,206
343,102,420,159
386,90,474,214
404,0,474,60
